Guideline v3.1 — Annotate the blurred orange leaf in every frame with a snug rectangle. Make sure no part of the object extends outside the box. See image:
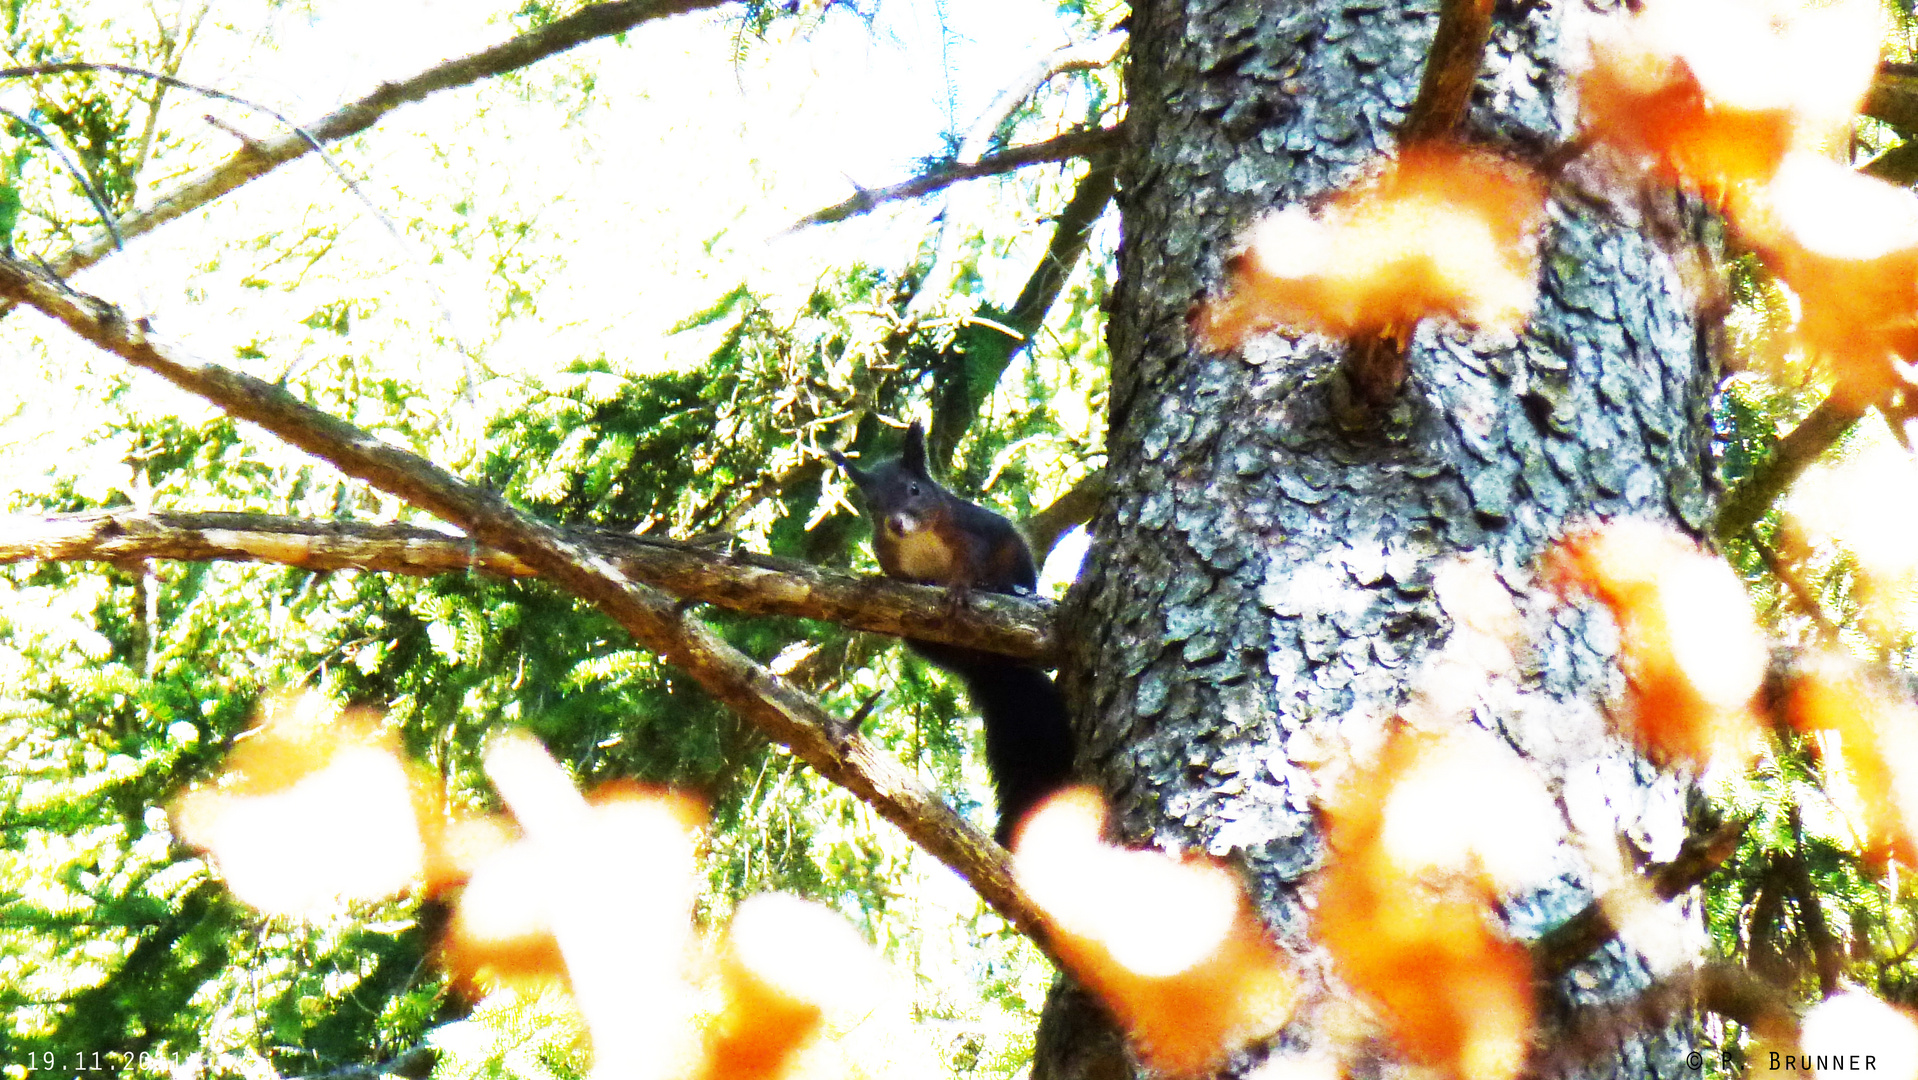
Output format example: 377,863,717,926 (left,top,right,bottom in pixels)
699,894,892,1080
1318,728,1539,1080
1787,658,1918,866
1013,788,1298,1077
170,693,438,916
1578,0,1880,193
1547,519,1766,766
453,735,706,1079
1193,146,1544,348
1727,154,1918,406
